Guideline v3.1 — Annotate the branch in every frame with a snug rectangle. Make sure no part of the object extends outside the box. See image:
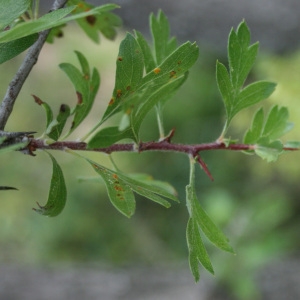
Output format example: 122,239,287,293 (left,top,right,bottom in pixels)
0,0,68,130
28,138,256,155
